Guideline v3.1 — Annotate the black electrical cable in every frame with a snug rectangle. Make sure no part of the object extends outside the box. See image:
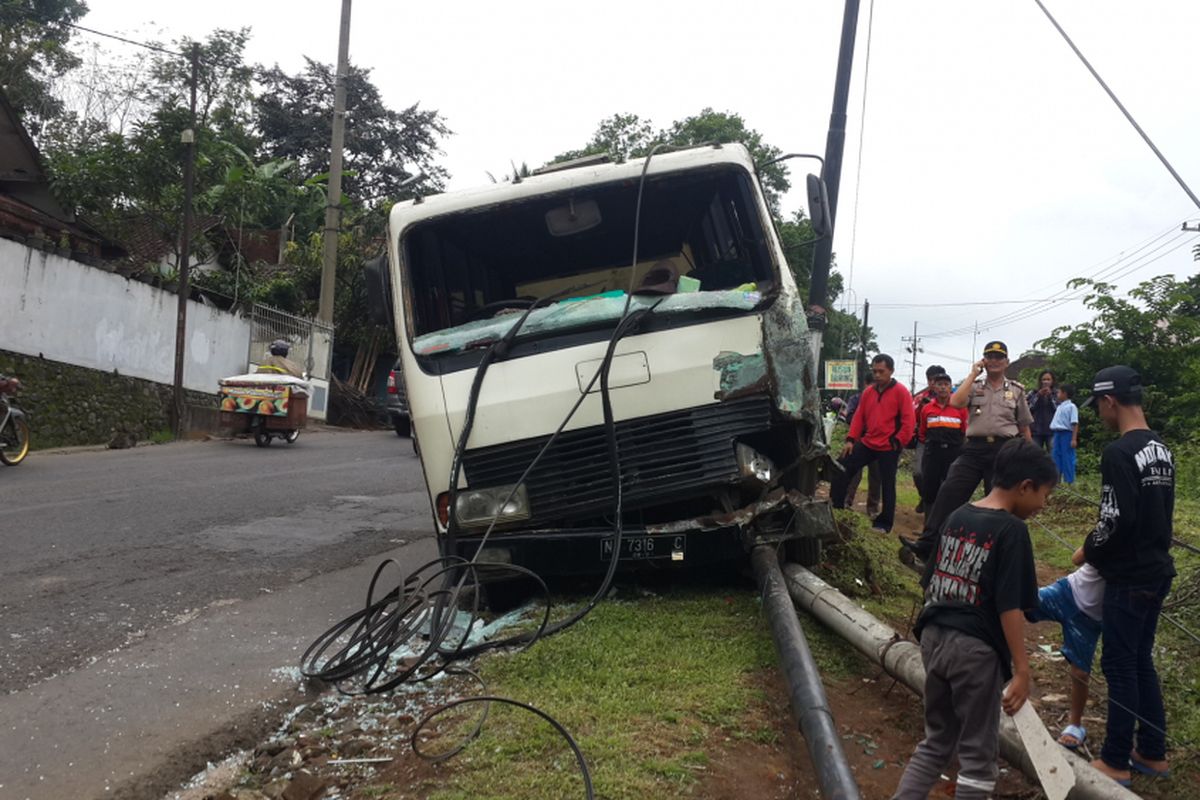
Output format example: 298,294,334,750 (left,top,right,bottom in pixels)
412,696,594,799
